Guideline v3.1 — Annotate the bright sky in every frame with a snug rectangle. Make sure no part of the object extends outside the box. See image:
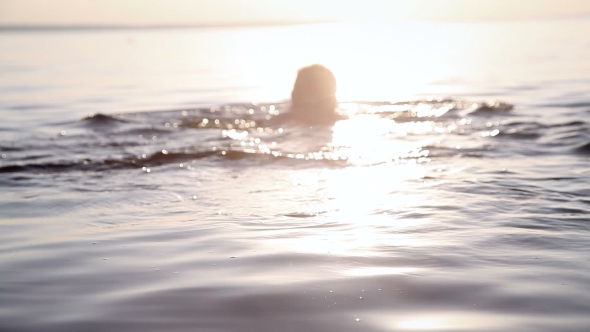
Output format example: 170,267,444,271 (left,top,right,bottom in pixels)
1,0,589,26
